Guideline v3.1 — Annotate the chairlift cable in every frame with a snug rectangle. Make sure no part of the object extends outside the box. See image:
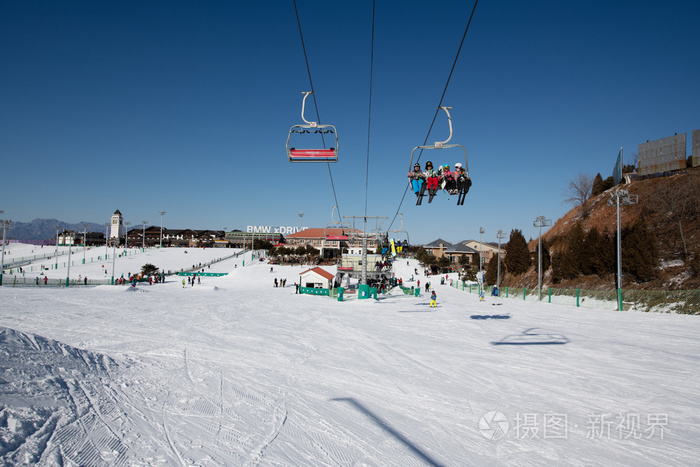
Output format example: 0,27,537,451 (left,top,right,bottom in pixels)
387,0,479,230
293,0,343,221
364,0,376,222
